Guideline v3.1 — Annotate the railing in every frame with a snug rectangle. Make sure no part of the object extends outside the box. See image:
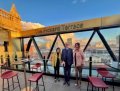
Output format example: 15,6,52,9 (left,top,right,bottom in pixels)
1,55,120,86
